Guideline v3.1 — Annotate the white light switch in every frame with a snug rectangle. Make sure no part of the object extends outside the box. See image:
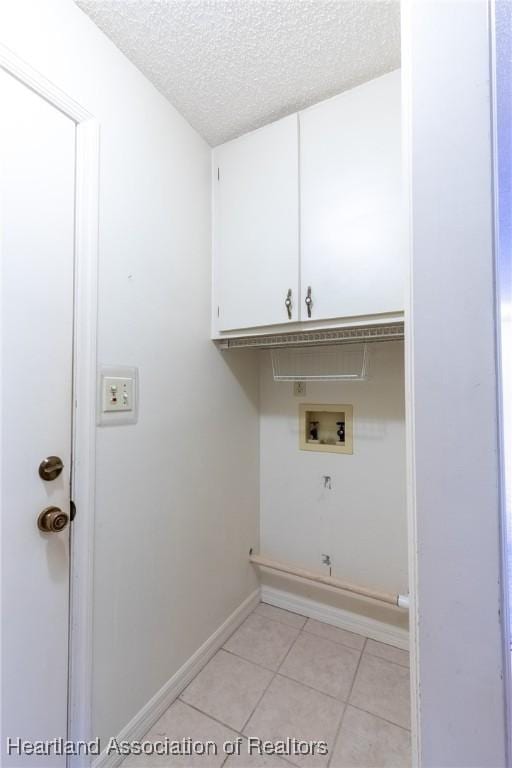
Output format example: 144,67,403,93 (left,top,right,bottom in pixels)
102,376,133,412
98,366,138,426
